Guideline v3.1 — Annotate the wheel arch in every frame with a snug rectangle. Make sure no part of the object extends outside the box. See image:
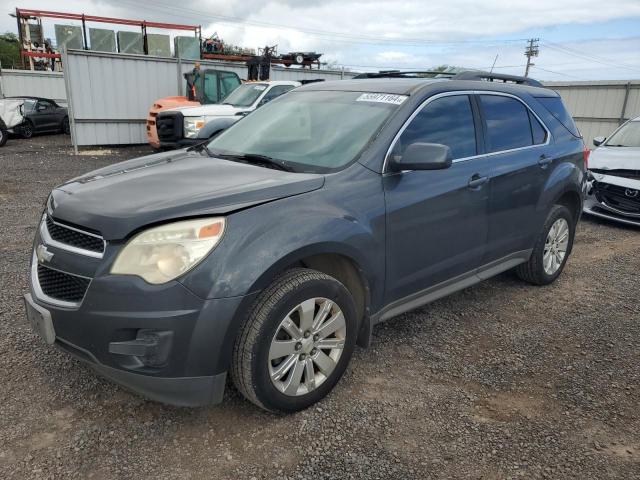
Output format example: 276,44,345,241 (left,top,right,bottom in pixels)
248,245,372,331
